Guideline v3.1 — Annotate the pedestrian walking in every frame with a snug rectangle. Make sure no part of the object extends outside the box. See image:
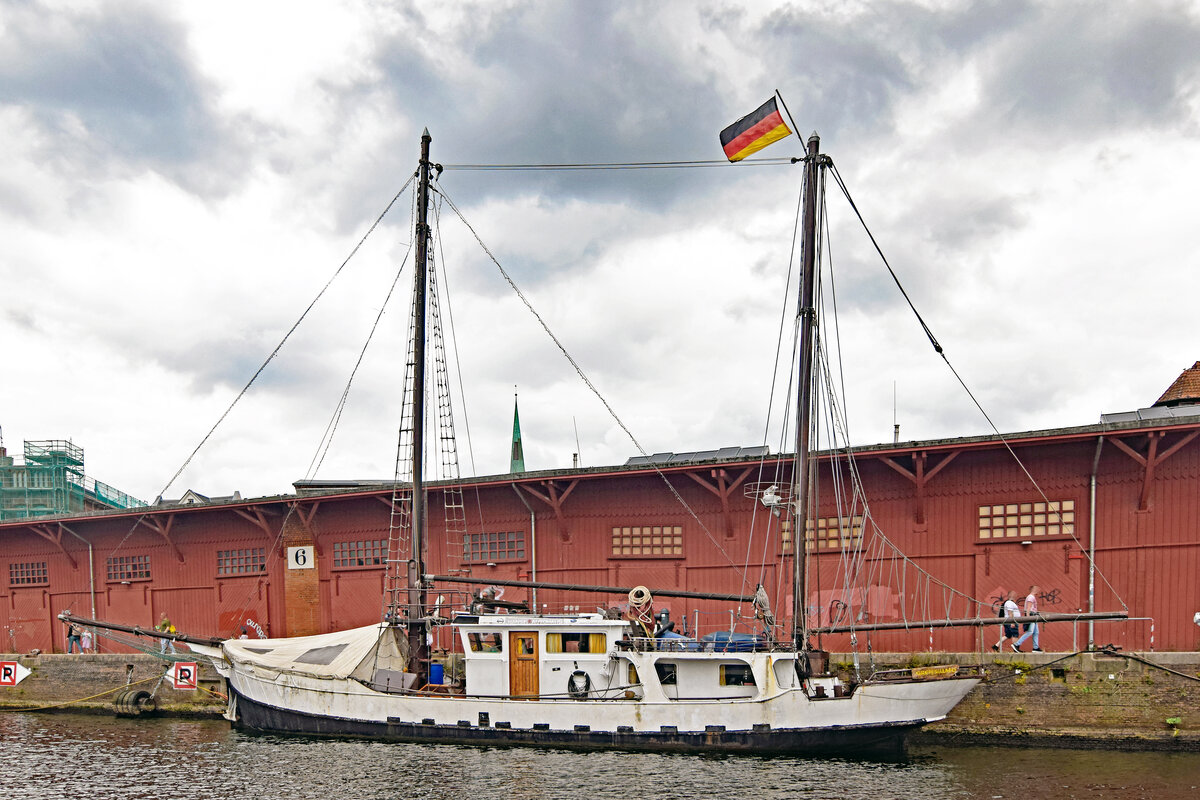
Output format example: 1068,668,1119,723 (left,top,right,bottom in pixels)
156,612,177,654
1013,585,1043,652
992,590,1020,652
64,616,82,654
